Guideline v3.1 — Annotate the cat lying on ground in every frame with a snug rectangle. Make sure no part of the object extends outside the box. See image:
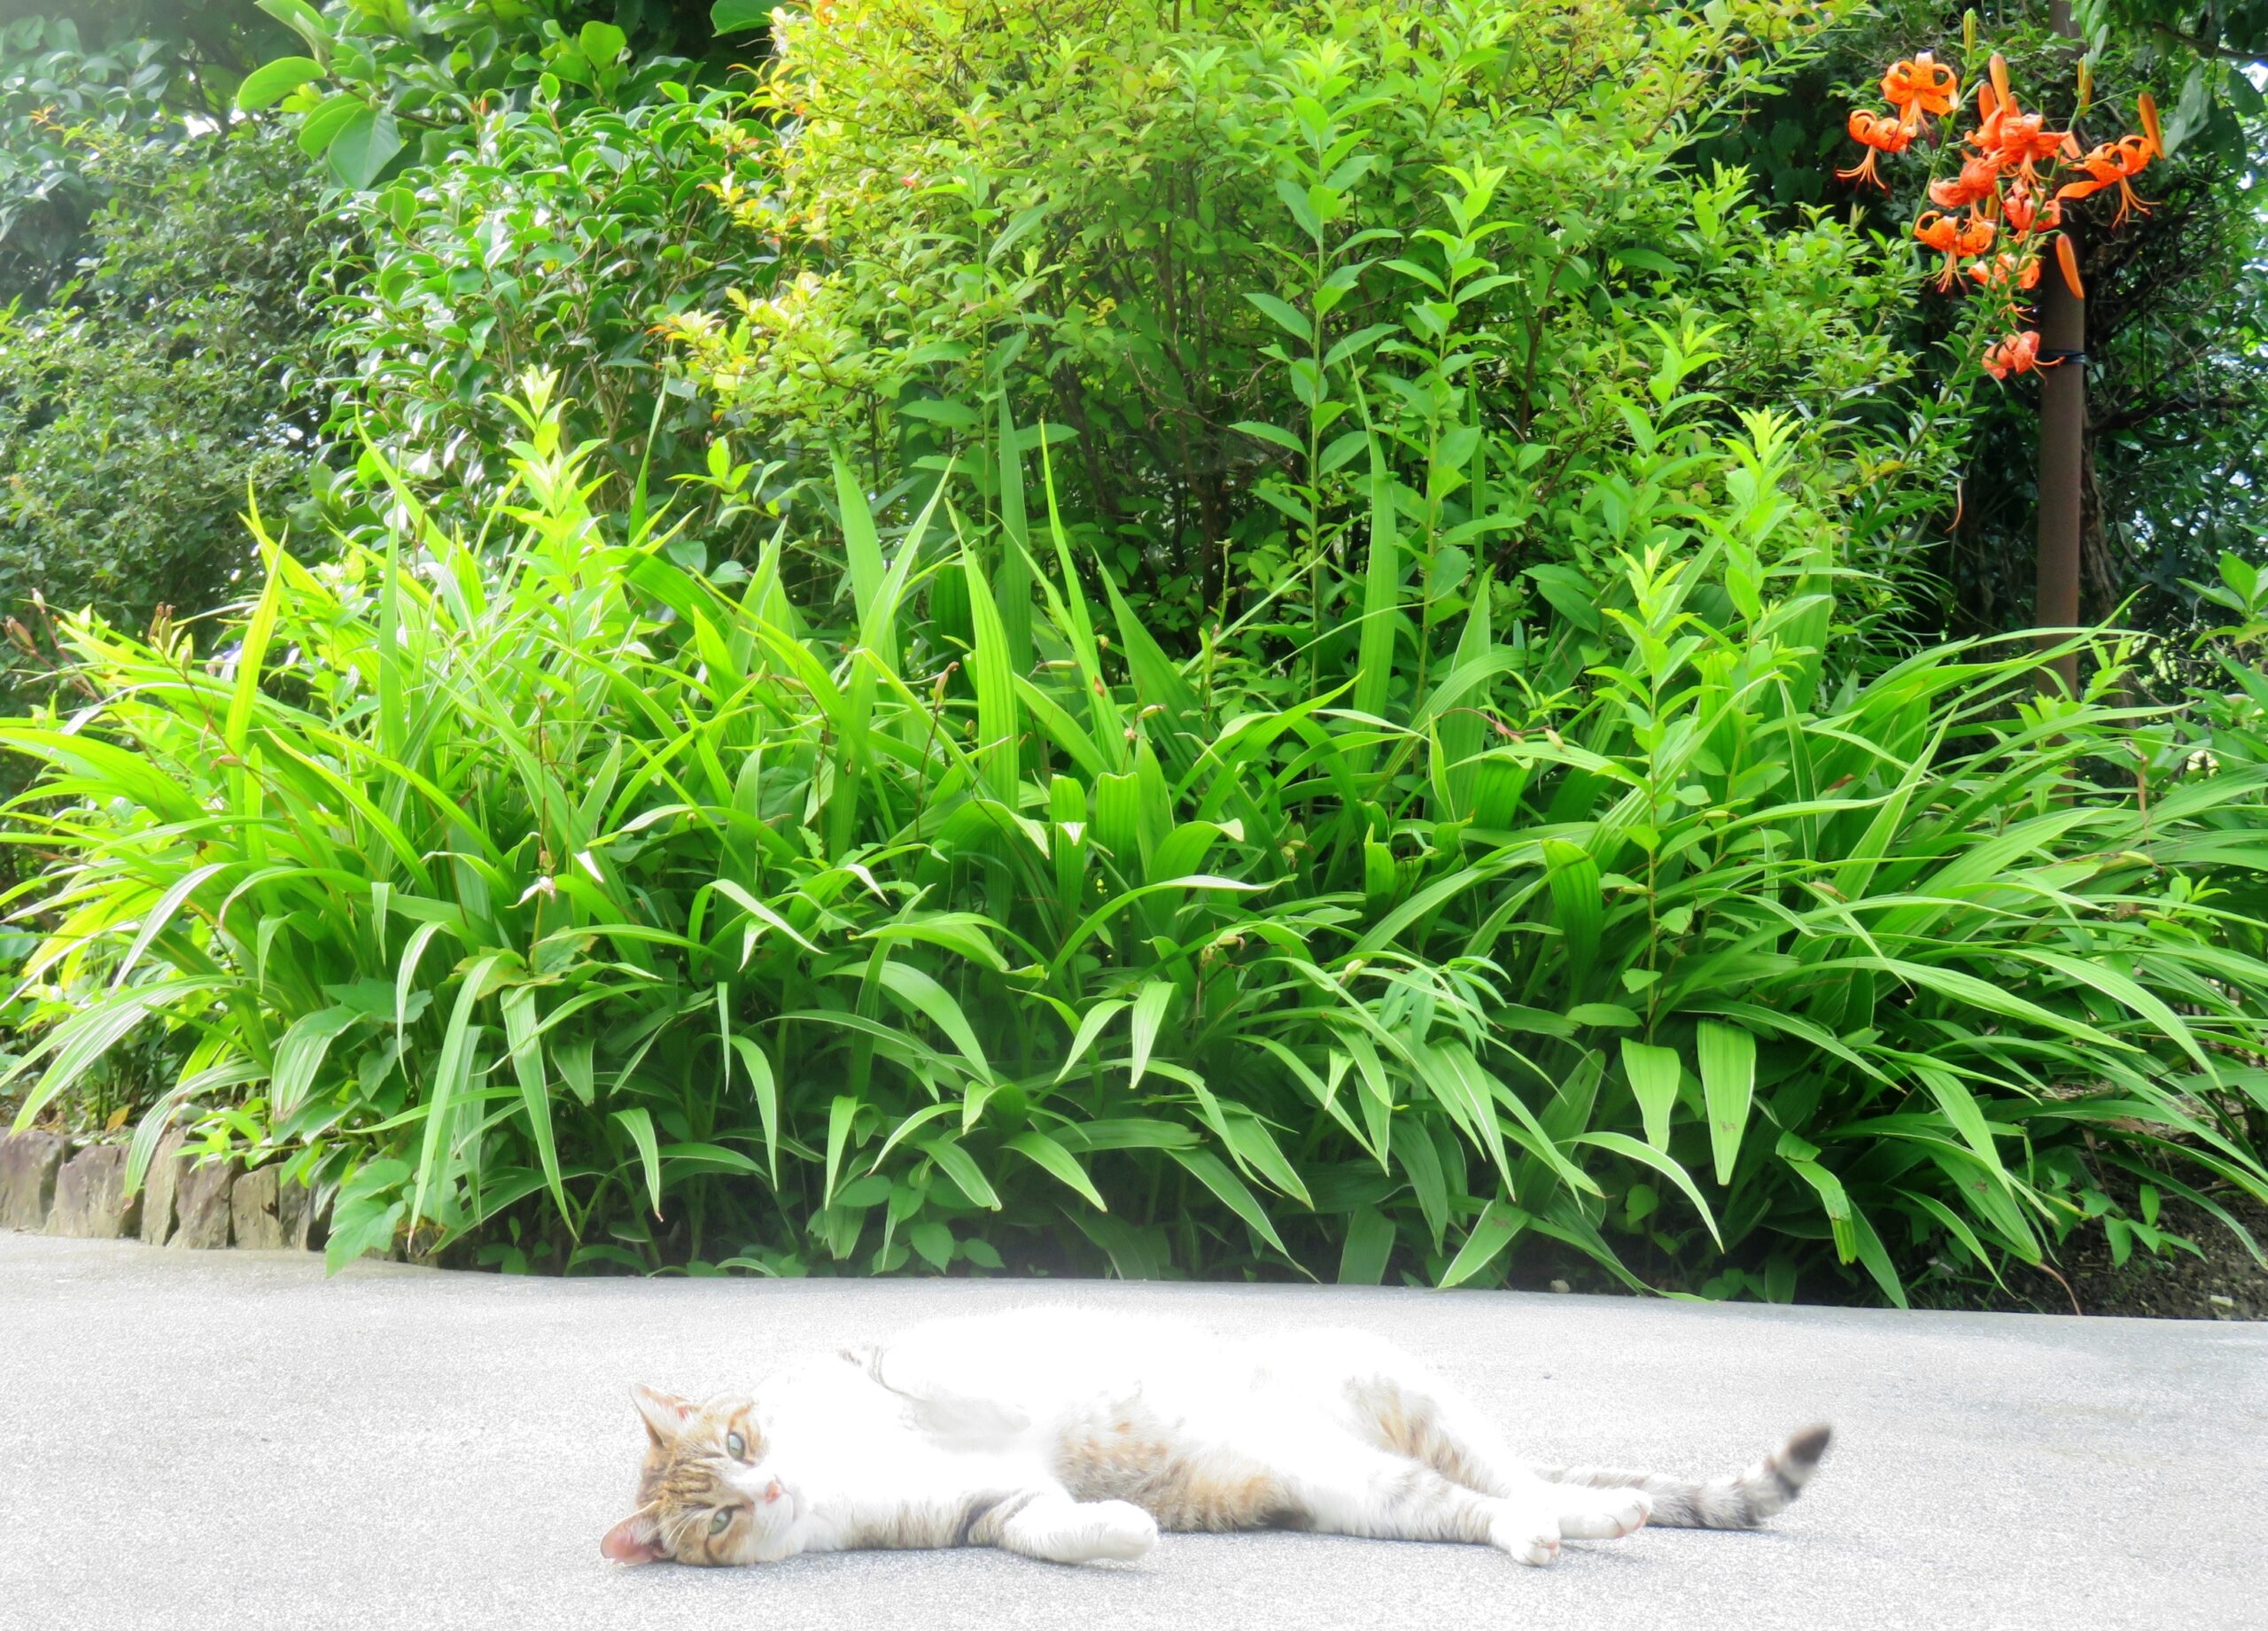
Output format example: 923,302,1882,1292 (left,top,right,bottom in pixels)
601,1307,1829,1570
